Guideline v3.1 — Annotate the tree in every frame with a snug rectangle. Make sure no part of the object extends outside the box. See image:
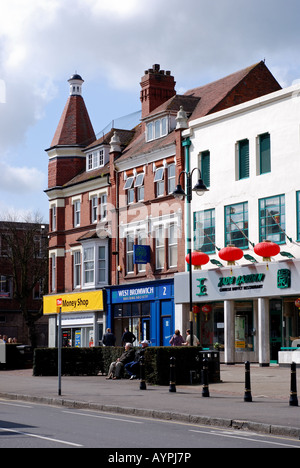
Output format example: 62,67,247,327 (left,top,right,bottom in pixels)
0,212,48,347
